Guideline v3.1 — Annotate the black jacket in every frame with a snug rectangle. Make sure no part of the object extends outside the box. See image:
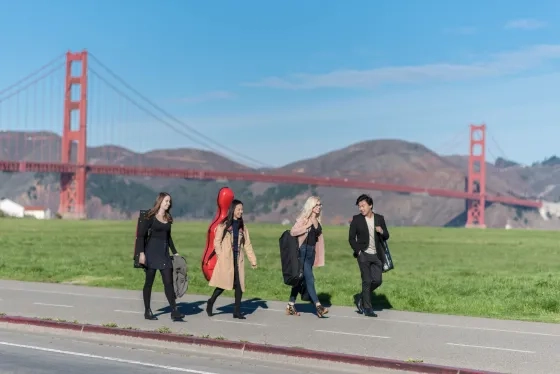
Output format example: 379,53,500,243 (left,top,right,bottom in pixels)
348,213,390,264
